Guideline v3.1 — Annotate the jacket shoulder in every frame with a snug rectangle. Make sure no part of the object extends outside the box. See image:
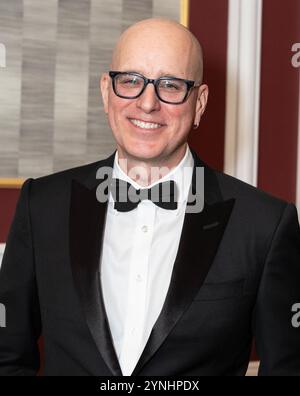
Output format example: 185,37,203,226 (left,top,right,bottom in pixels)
19,153,115,207
27,153,115,192
214,169,289,214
